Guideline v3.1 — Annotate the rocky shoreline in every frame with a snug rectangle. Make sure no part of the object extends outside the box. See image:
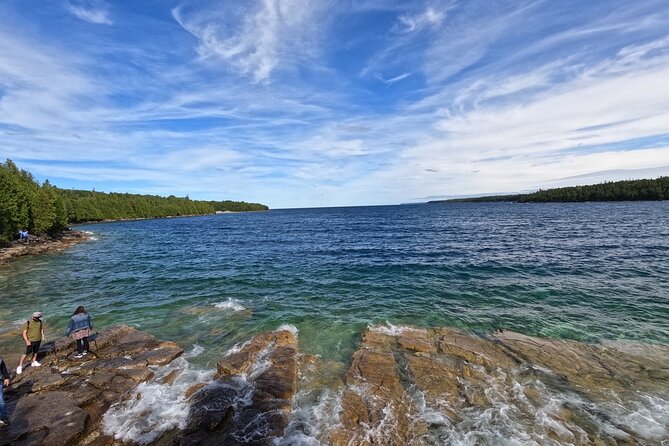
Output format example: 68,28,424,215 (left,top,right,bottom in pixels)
0,230,91,268
0,325,666,445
